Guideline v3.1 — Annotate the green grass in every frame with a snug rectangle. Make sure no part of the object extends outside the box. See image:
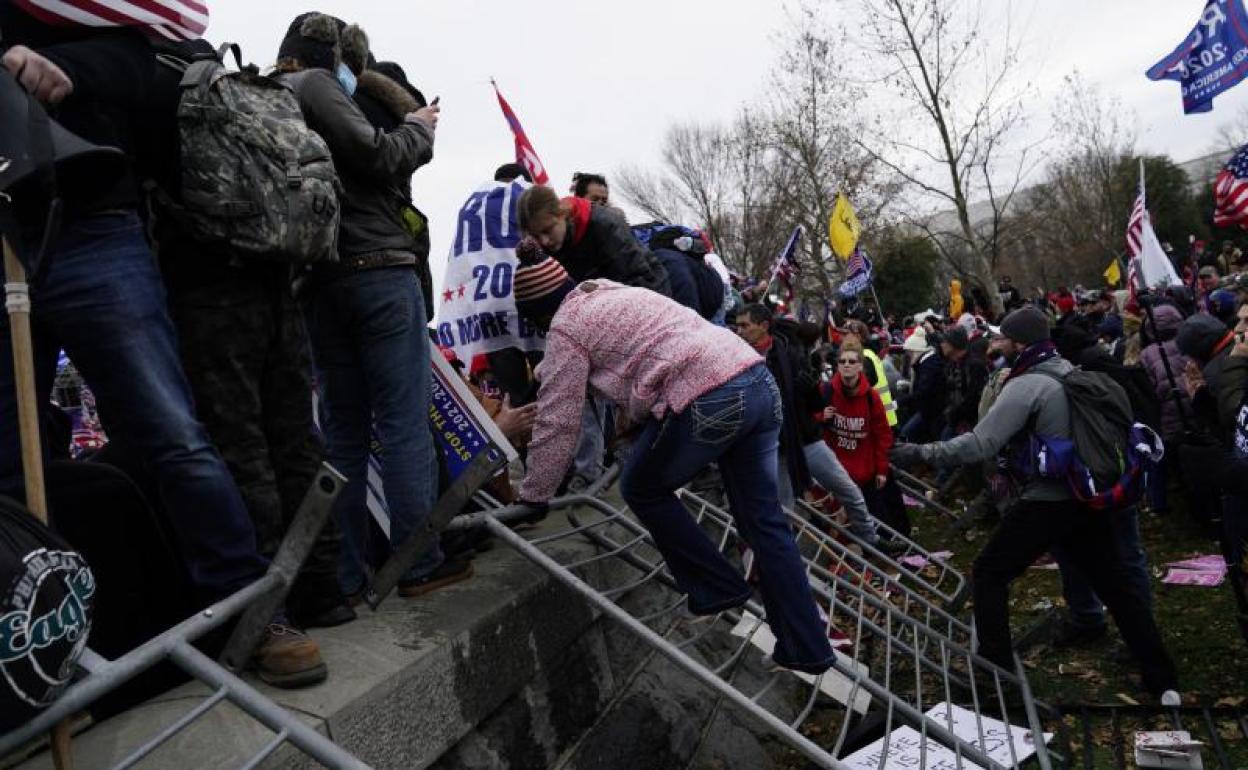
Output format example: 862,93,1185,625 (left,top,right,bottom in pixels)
907,490,1248,767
